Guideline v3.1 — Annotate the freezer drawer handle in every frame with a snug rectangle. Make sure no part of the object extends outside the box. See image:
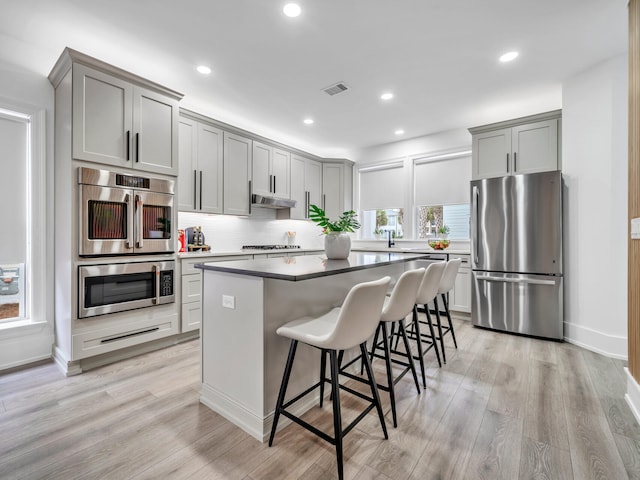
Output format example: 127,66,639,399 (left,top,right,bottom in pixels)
476,275,556,286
